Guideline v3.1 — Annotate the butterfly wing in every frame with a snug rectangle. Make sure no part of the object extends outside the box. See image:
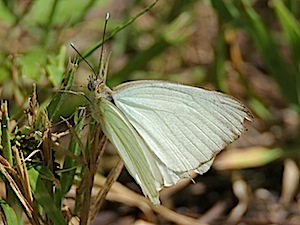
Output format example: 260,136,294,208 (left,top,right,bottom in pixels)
98,98,163,205
112,80,253,186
